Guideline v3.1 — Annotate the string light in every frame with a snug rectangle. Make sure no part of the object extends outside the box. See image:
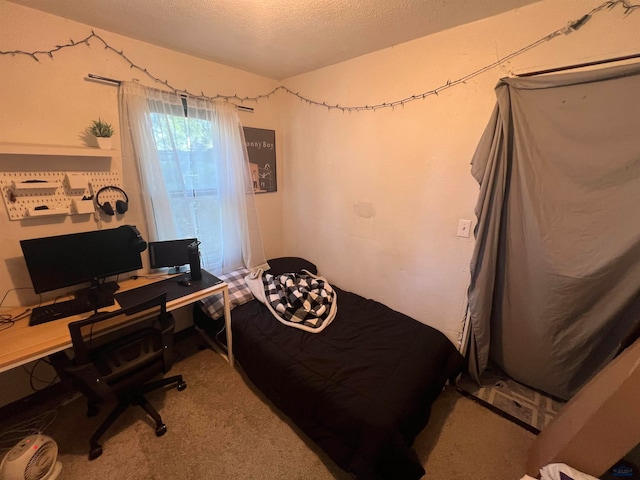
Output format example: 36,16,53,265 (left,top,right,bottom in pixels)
1,0,638,112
